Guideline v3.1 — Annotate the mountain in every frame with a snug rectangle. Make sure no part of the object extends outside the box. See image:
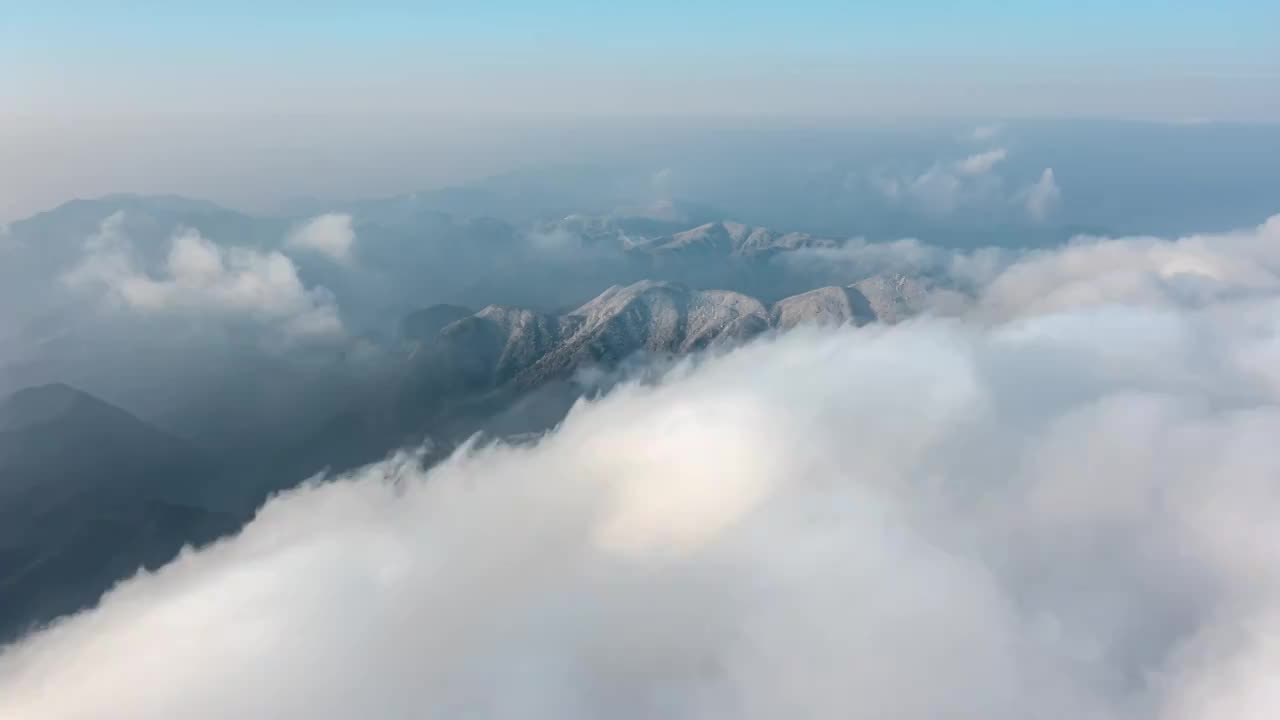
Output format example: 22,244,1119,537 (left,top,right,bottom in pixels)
407,281,770,394
0,275,945,642
771,286,878,329
537,216,841,259
0,384,236,644
850,274,936,323
0,193,960,641
631,221,838,257
399,277,933,407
